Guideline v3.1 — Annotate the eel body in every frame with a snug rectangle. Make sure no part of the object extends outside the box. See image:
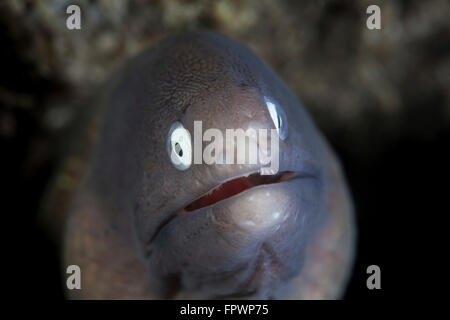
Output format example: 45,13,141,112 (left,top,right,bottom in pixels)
47,31,355,299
